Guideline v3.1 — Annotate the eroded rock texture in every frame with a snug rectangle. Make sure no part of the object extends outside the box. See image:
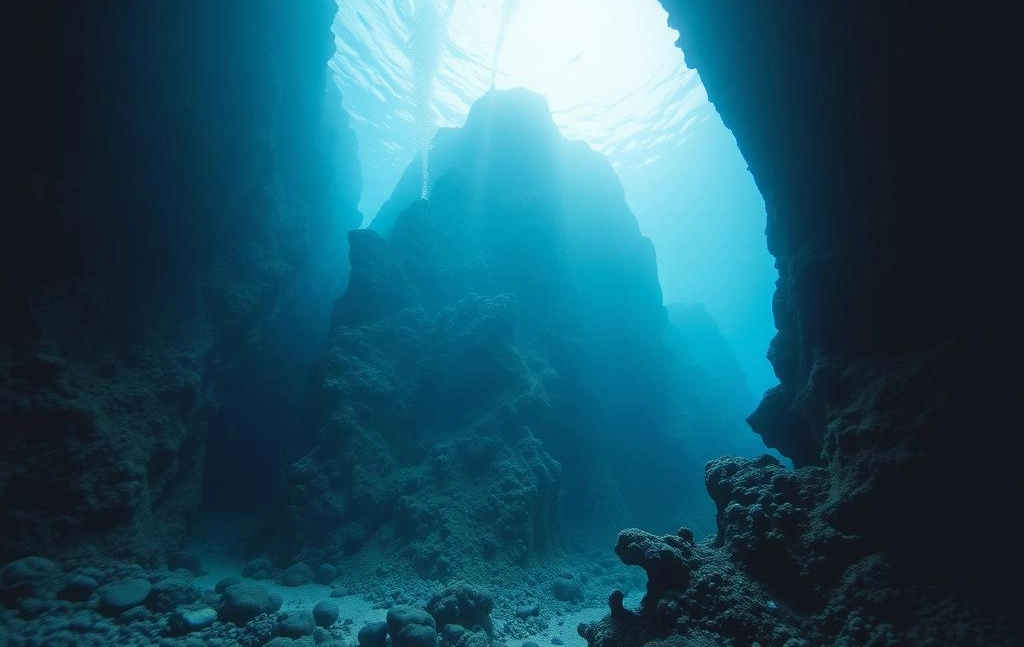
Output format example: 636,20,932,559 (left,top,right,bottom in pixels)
1,0,361,565
582,457,1019,647
658,3,1014,566
579,2,1019,646
251,89,724,573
